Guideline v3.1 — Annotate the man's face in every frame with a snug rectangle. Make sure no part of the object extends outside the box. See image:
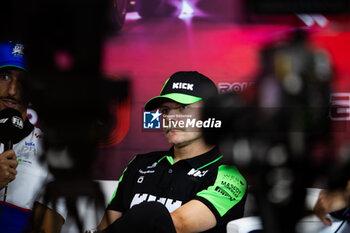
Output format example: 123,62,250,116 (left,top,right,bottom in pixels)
160,100,203,148
0,68,27,120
